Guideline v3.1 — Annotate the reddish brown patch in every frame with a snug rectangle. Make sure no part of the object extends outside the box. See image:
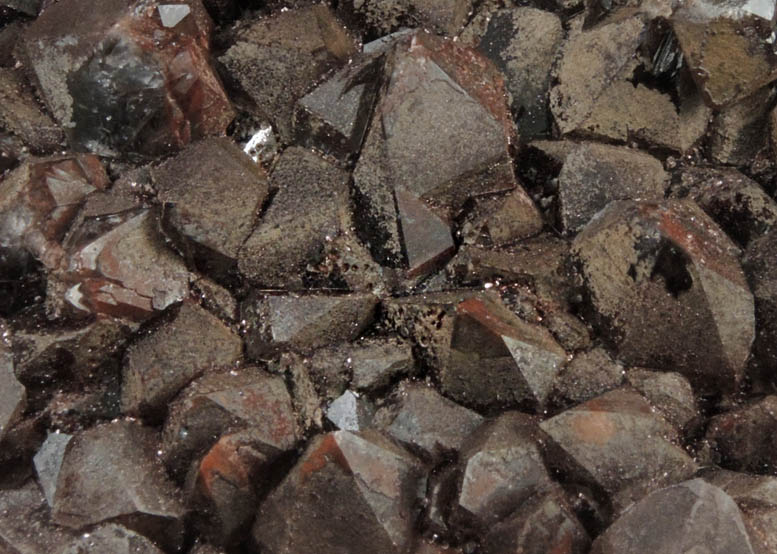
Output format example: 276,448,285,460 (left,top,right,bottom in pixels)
75,154,110,190
165,42,235,138
643,202,746,287
299,434,350,481
199,436,250,494
570,412,617,446
26,155,108,243
583,390,652,416
418,33,515,145
548,531,575,554
114,8,233,150
79,277,153,320
236,384,297,448
456,298,520,341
